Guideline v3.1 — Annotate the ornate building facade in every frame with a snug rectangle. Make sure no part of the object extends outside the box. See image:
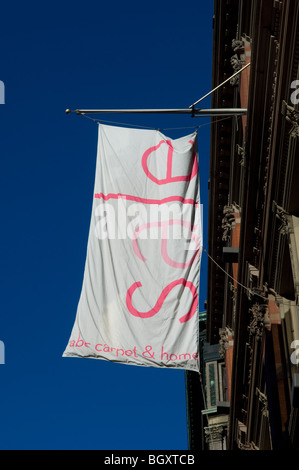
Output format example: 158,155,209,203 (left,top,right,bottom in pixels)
186,0,299,450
